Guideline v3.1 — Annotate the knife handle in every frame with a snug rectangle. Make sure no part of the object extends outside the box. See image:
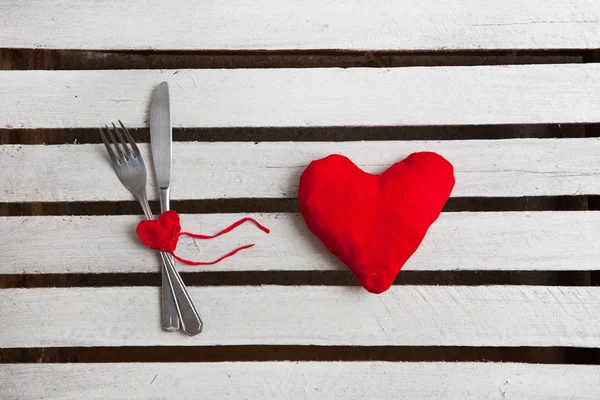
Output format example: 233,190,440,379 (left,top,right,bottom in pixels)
159,187,170,214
